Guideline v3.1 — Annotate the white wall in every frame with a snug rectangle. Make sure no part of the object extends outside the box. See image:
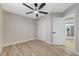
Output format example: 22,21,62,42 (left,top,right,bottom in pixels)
75,4,79,55
0,5,3,53
3,11,37,45
37,14,52,44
